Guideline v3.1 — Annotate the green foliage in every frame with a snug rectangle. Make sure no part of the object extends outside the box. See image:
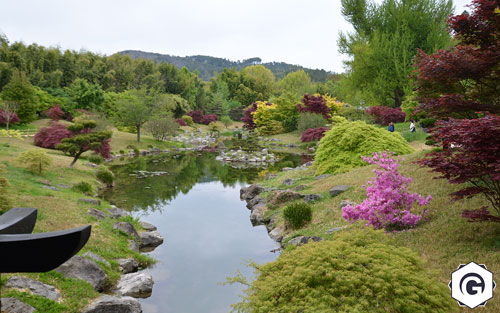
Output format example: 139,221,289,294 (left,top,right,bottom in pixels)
273,92,300,132
71,181,94,195
315,121,414,174
144,116,179,141
2,289,68,313
230,229,455,313
298,112,327,133
220,116,233,128
65,78,104,112
283,201,312,229
87,155,103,165
0,70,38,123
240,65,275,101
96,168,114,187
339,105,370,122
0,165,11,213
279,70,313,96
181,115,193,126
17,150,53,175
